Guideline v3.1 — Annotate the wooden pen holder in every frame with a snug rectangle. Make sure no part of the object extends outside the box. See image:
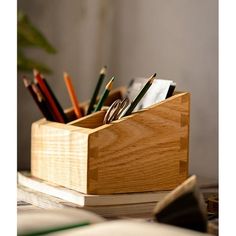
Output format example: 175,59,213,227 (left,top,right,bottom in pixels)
31,88,190,195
